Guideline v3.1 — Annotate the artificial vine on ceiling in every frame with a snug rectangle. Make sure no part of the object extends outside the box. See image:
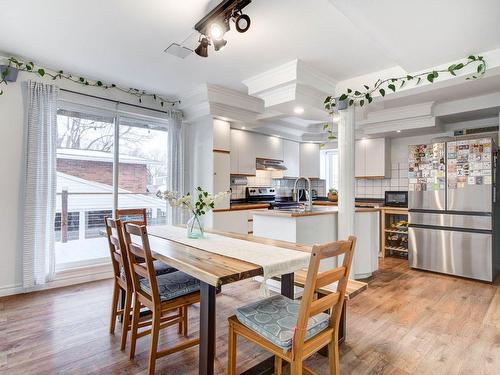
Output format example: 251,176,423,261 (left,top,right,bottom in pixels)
322,54,487,141
0,57,179,106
